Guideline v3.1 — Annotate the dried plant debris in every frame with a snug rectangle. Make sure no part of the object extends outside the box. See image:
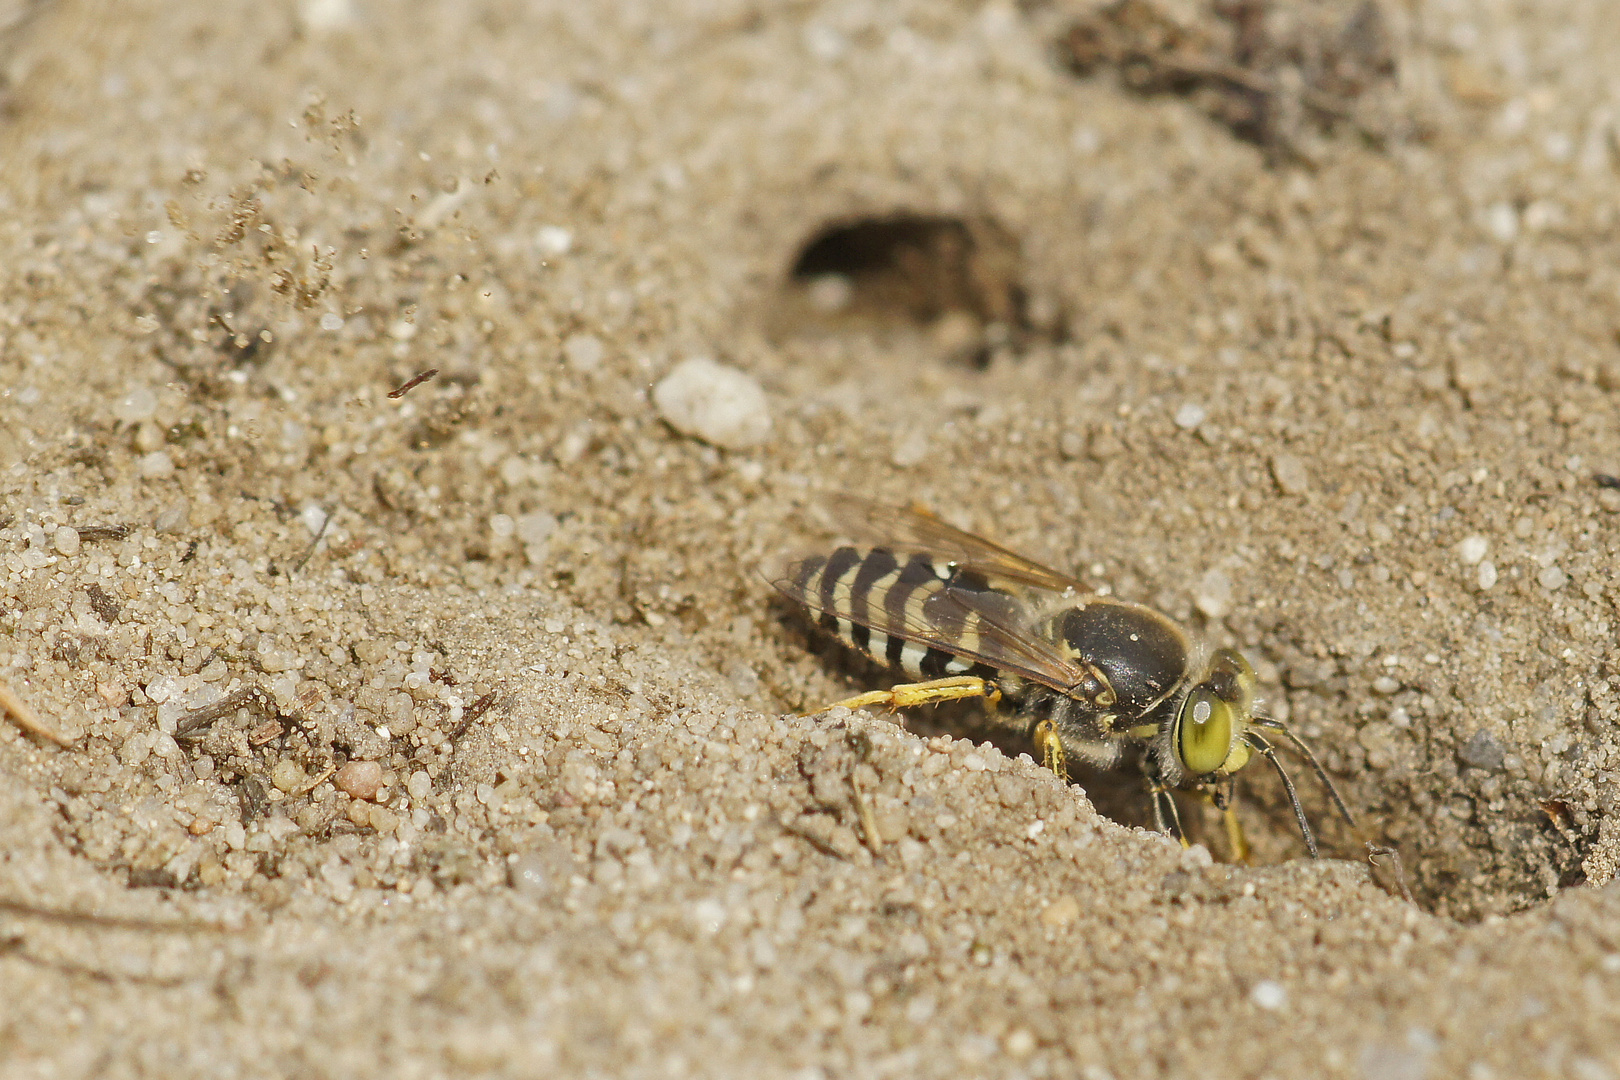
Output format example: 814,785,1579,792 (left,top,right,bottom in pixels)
0,675,69,745
1059,0,1401,159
